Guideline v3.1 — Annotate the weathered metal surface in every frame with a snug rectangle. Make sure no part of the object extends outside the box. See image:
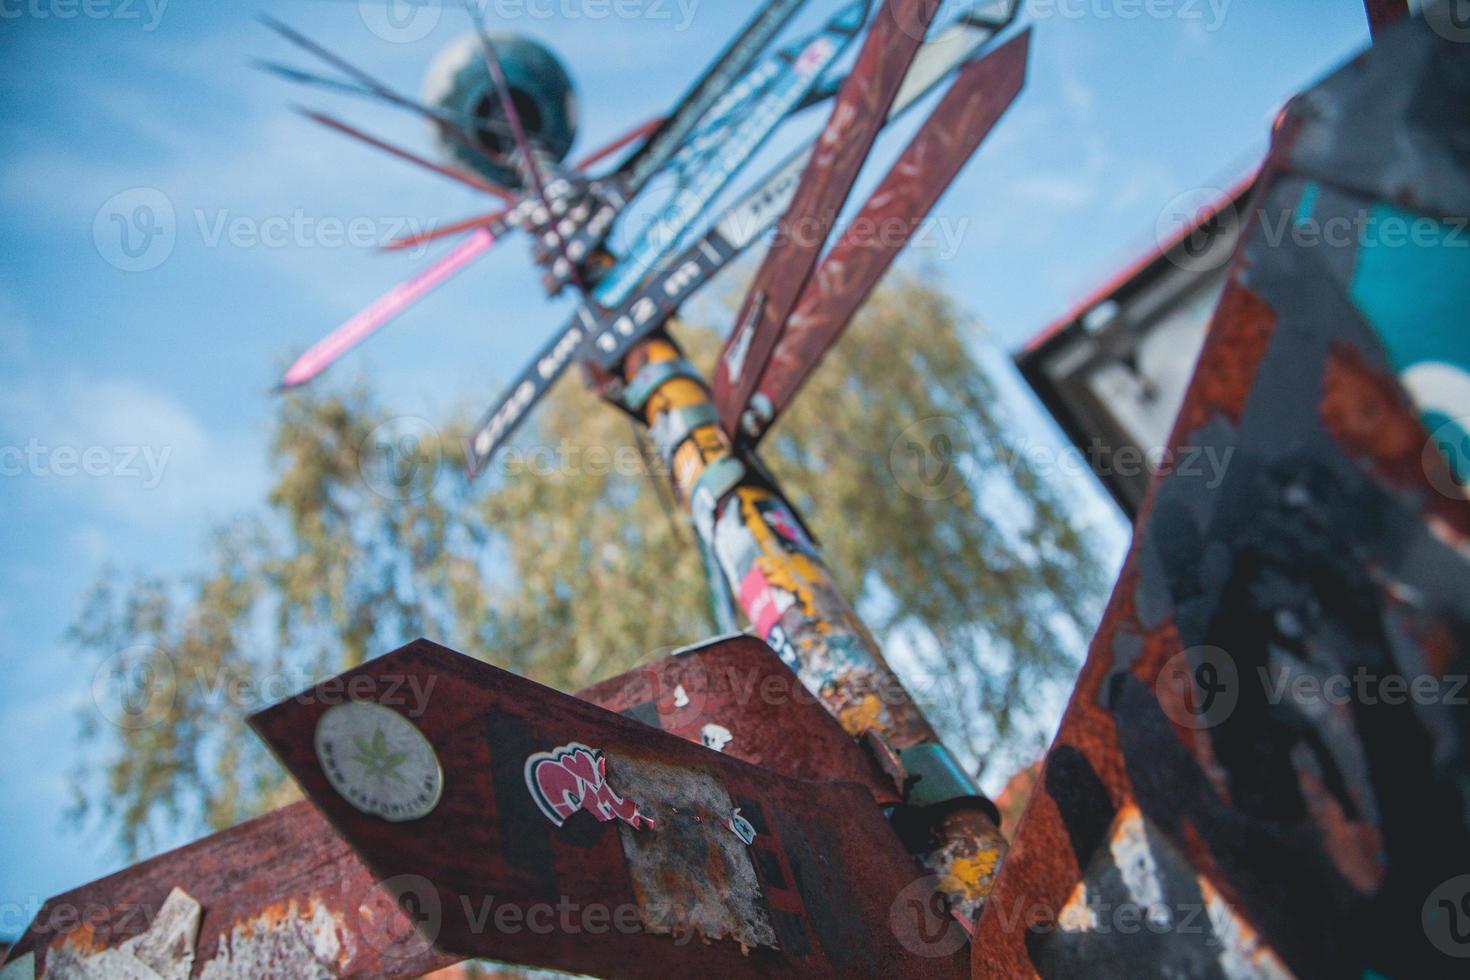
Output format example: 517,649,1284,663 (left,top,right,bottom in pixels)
625,336,1008,921
745,28,1030,443
248,639,968,978
580,634,901,805
1,800,454,979
974,16,1470,978
1363,0,1410,36
2,636,899,978
712,0,943,437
